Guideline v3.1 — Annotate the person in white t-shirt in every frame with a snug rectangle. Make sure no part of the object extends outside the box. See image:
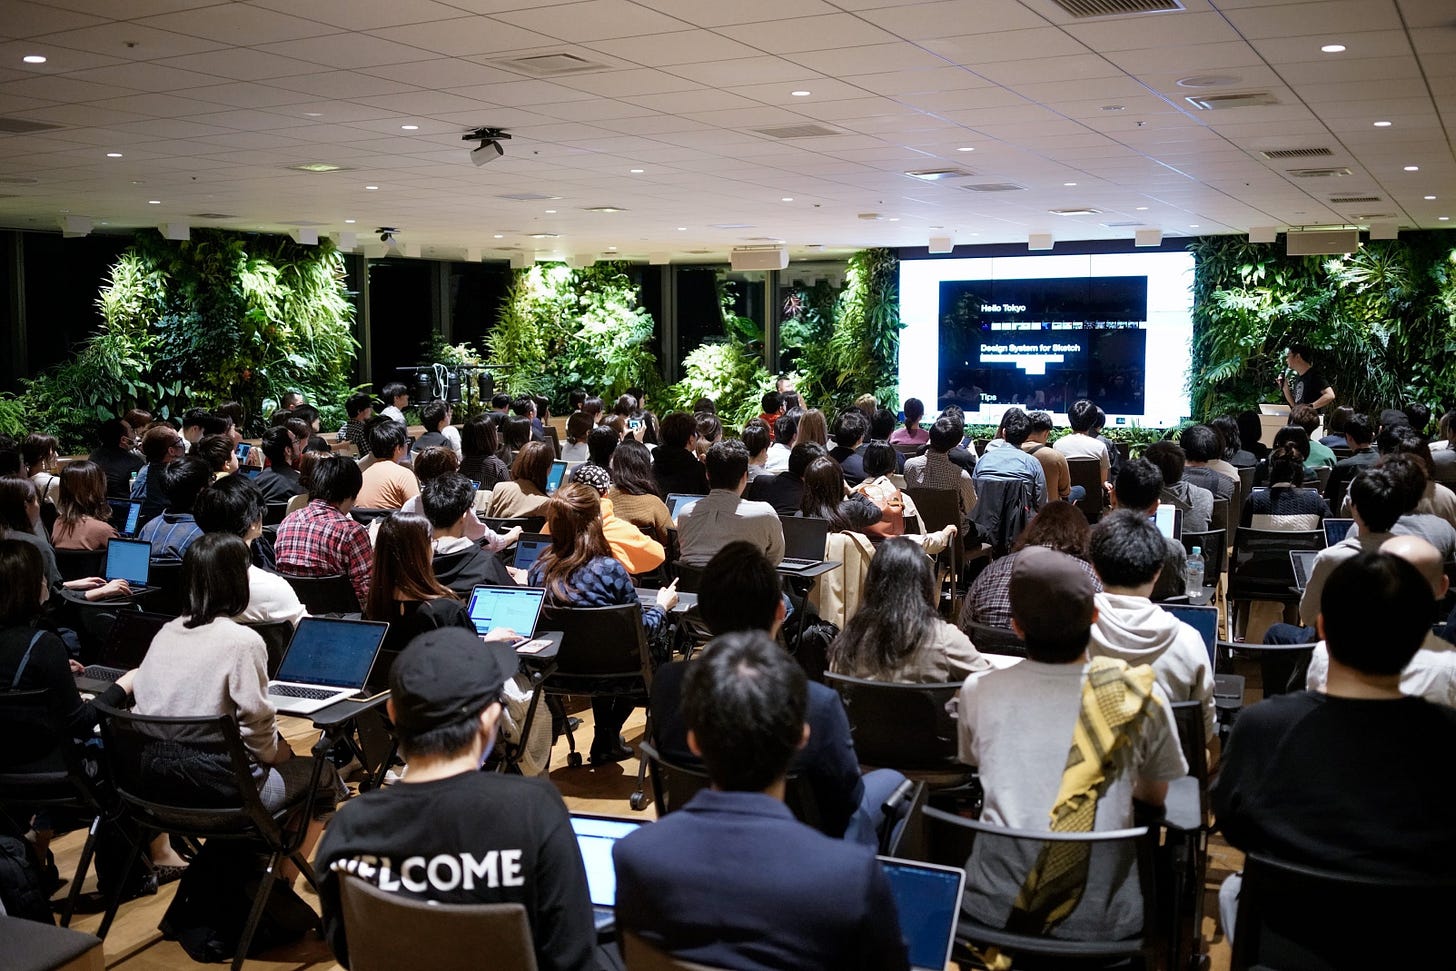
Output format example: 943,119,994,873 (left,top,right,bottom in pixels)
193,475,306,626
1054,399,1111,485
